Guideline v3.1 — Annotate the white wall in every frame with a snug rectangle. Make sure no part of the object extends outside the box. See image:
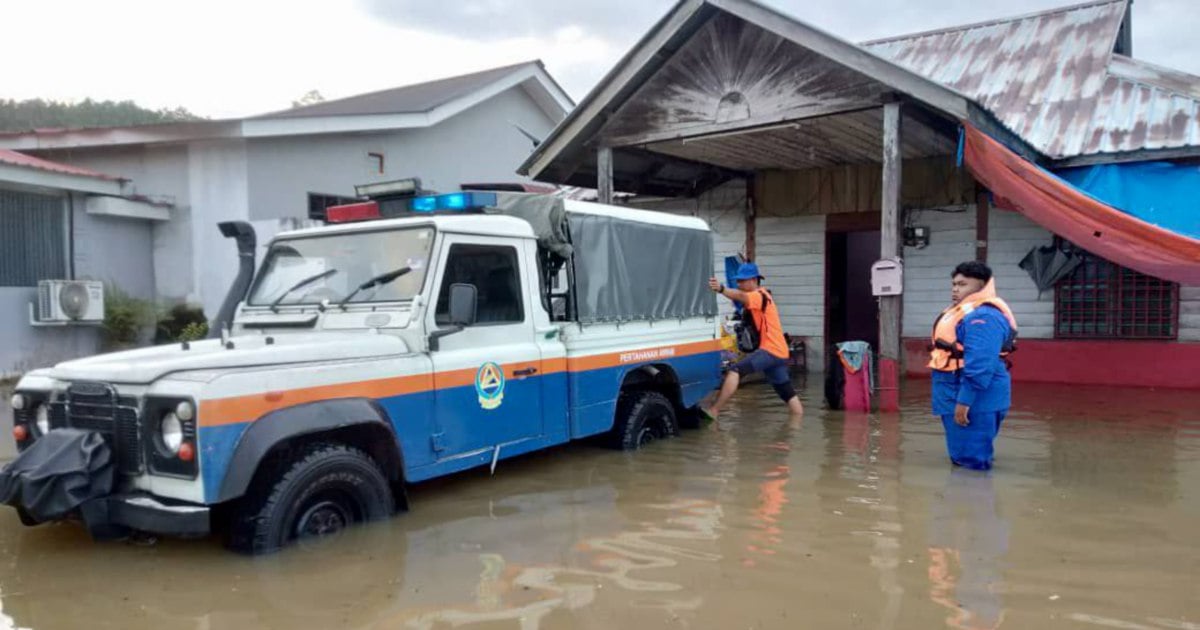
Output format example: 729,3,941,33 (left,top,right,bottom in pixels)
38,145,193,303
987,208,1057,339
902,205,1058,339
1181,287,1200,342
755,215,827,369
72,194,156,300
188,140,250,319
245,87,561,221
